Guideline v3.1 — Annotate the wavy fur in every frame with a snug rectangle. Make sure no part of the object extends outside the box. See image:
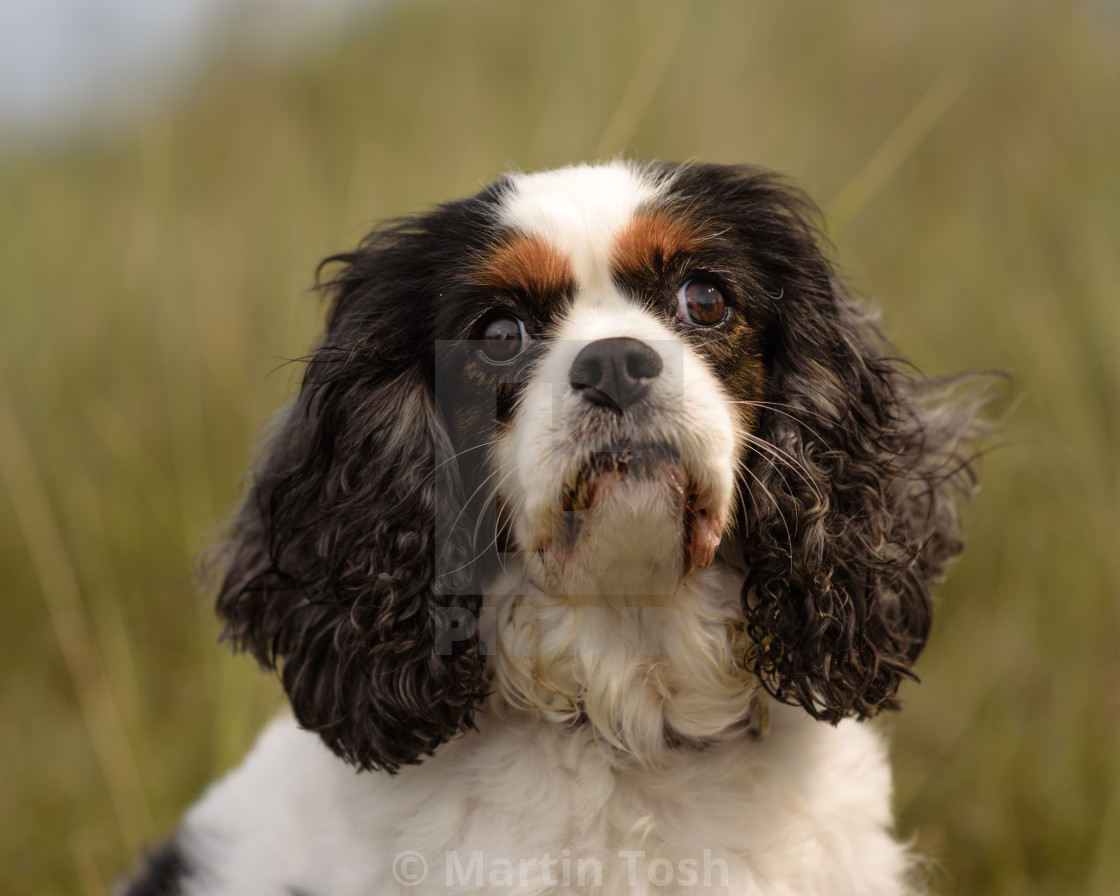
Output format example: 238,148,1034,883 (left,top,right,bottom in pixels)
125,160,989,896
213,195,508,771
692,170,984,721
